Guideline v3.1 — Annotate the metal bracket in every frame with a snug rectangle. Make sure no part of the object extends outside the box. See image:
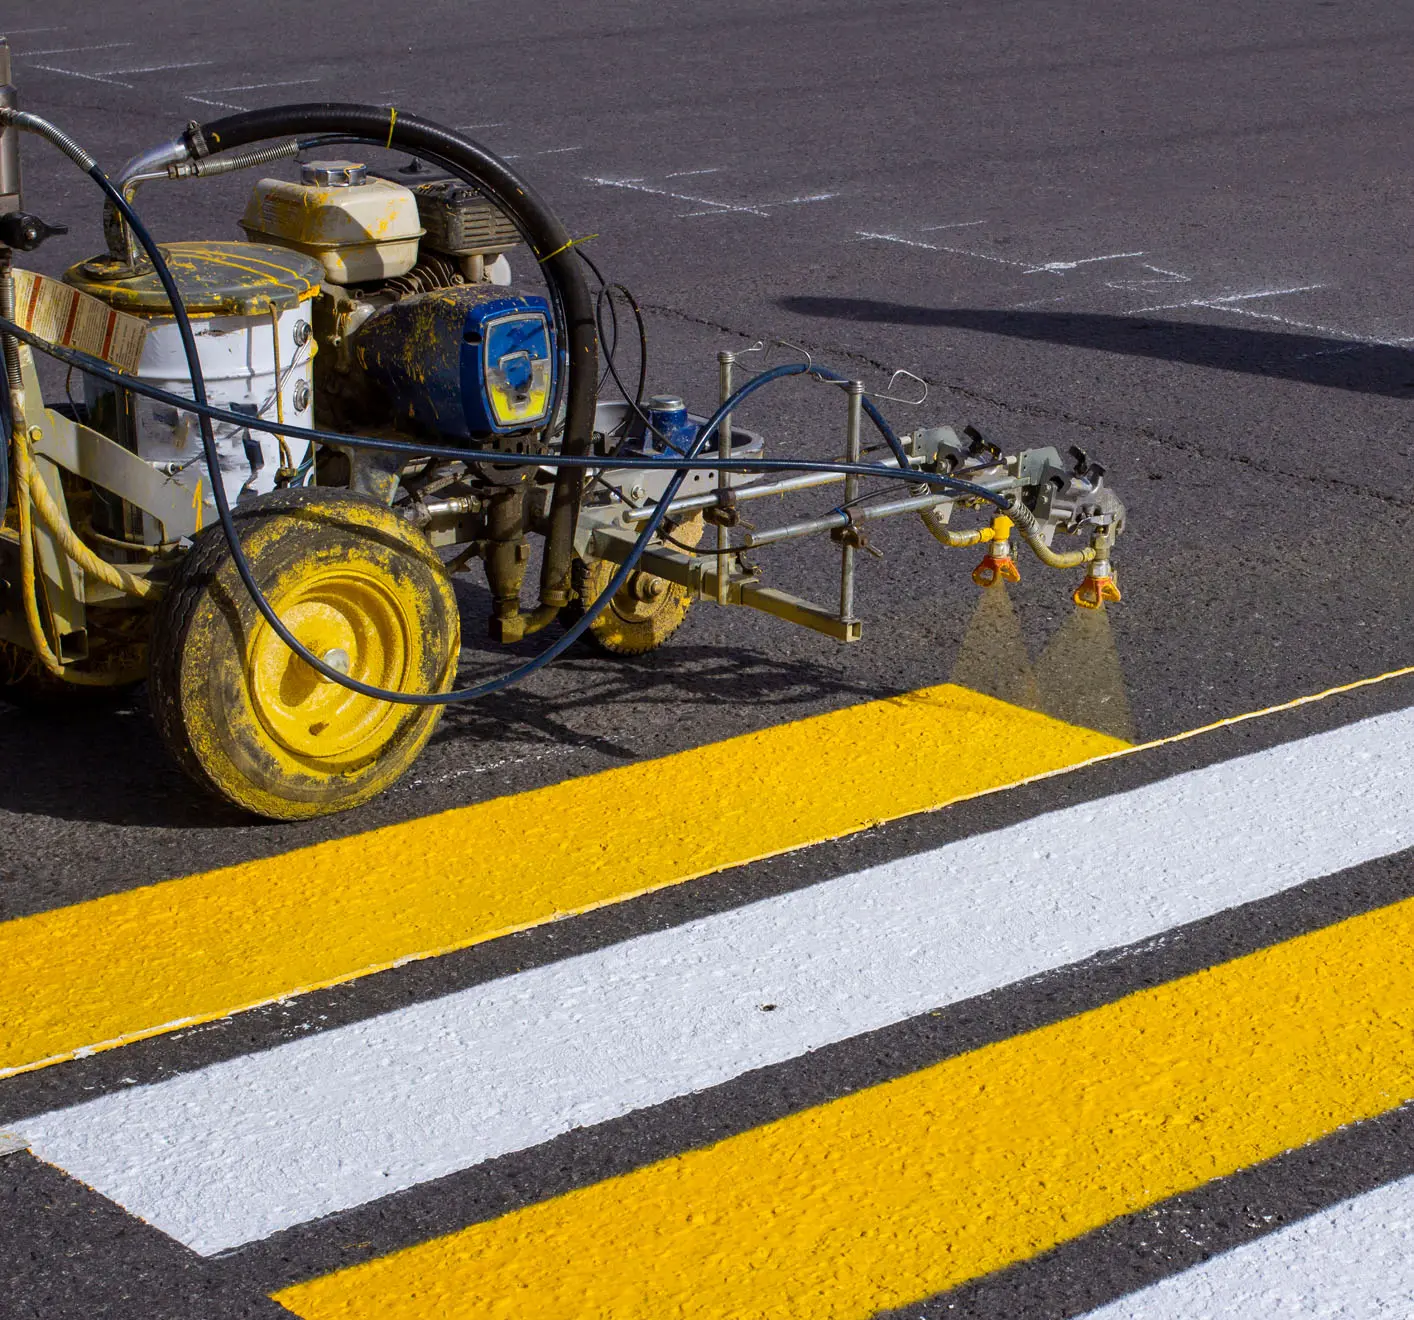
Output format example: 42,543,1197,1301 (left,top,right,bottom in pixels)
587,524,862,642
19,345,204,538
